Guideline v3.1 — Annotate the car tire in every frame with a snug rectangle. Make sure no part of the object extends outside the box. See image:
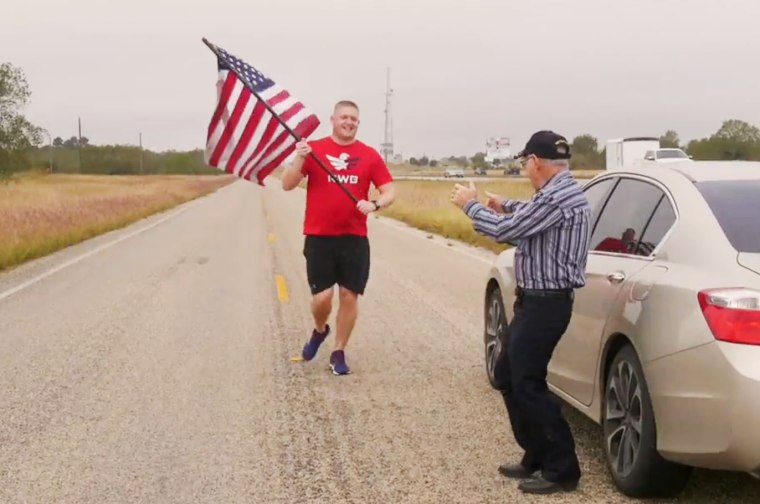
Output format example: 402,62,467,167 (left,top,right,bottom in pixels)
603,344,692,497
484,286,509,389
